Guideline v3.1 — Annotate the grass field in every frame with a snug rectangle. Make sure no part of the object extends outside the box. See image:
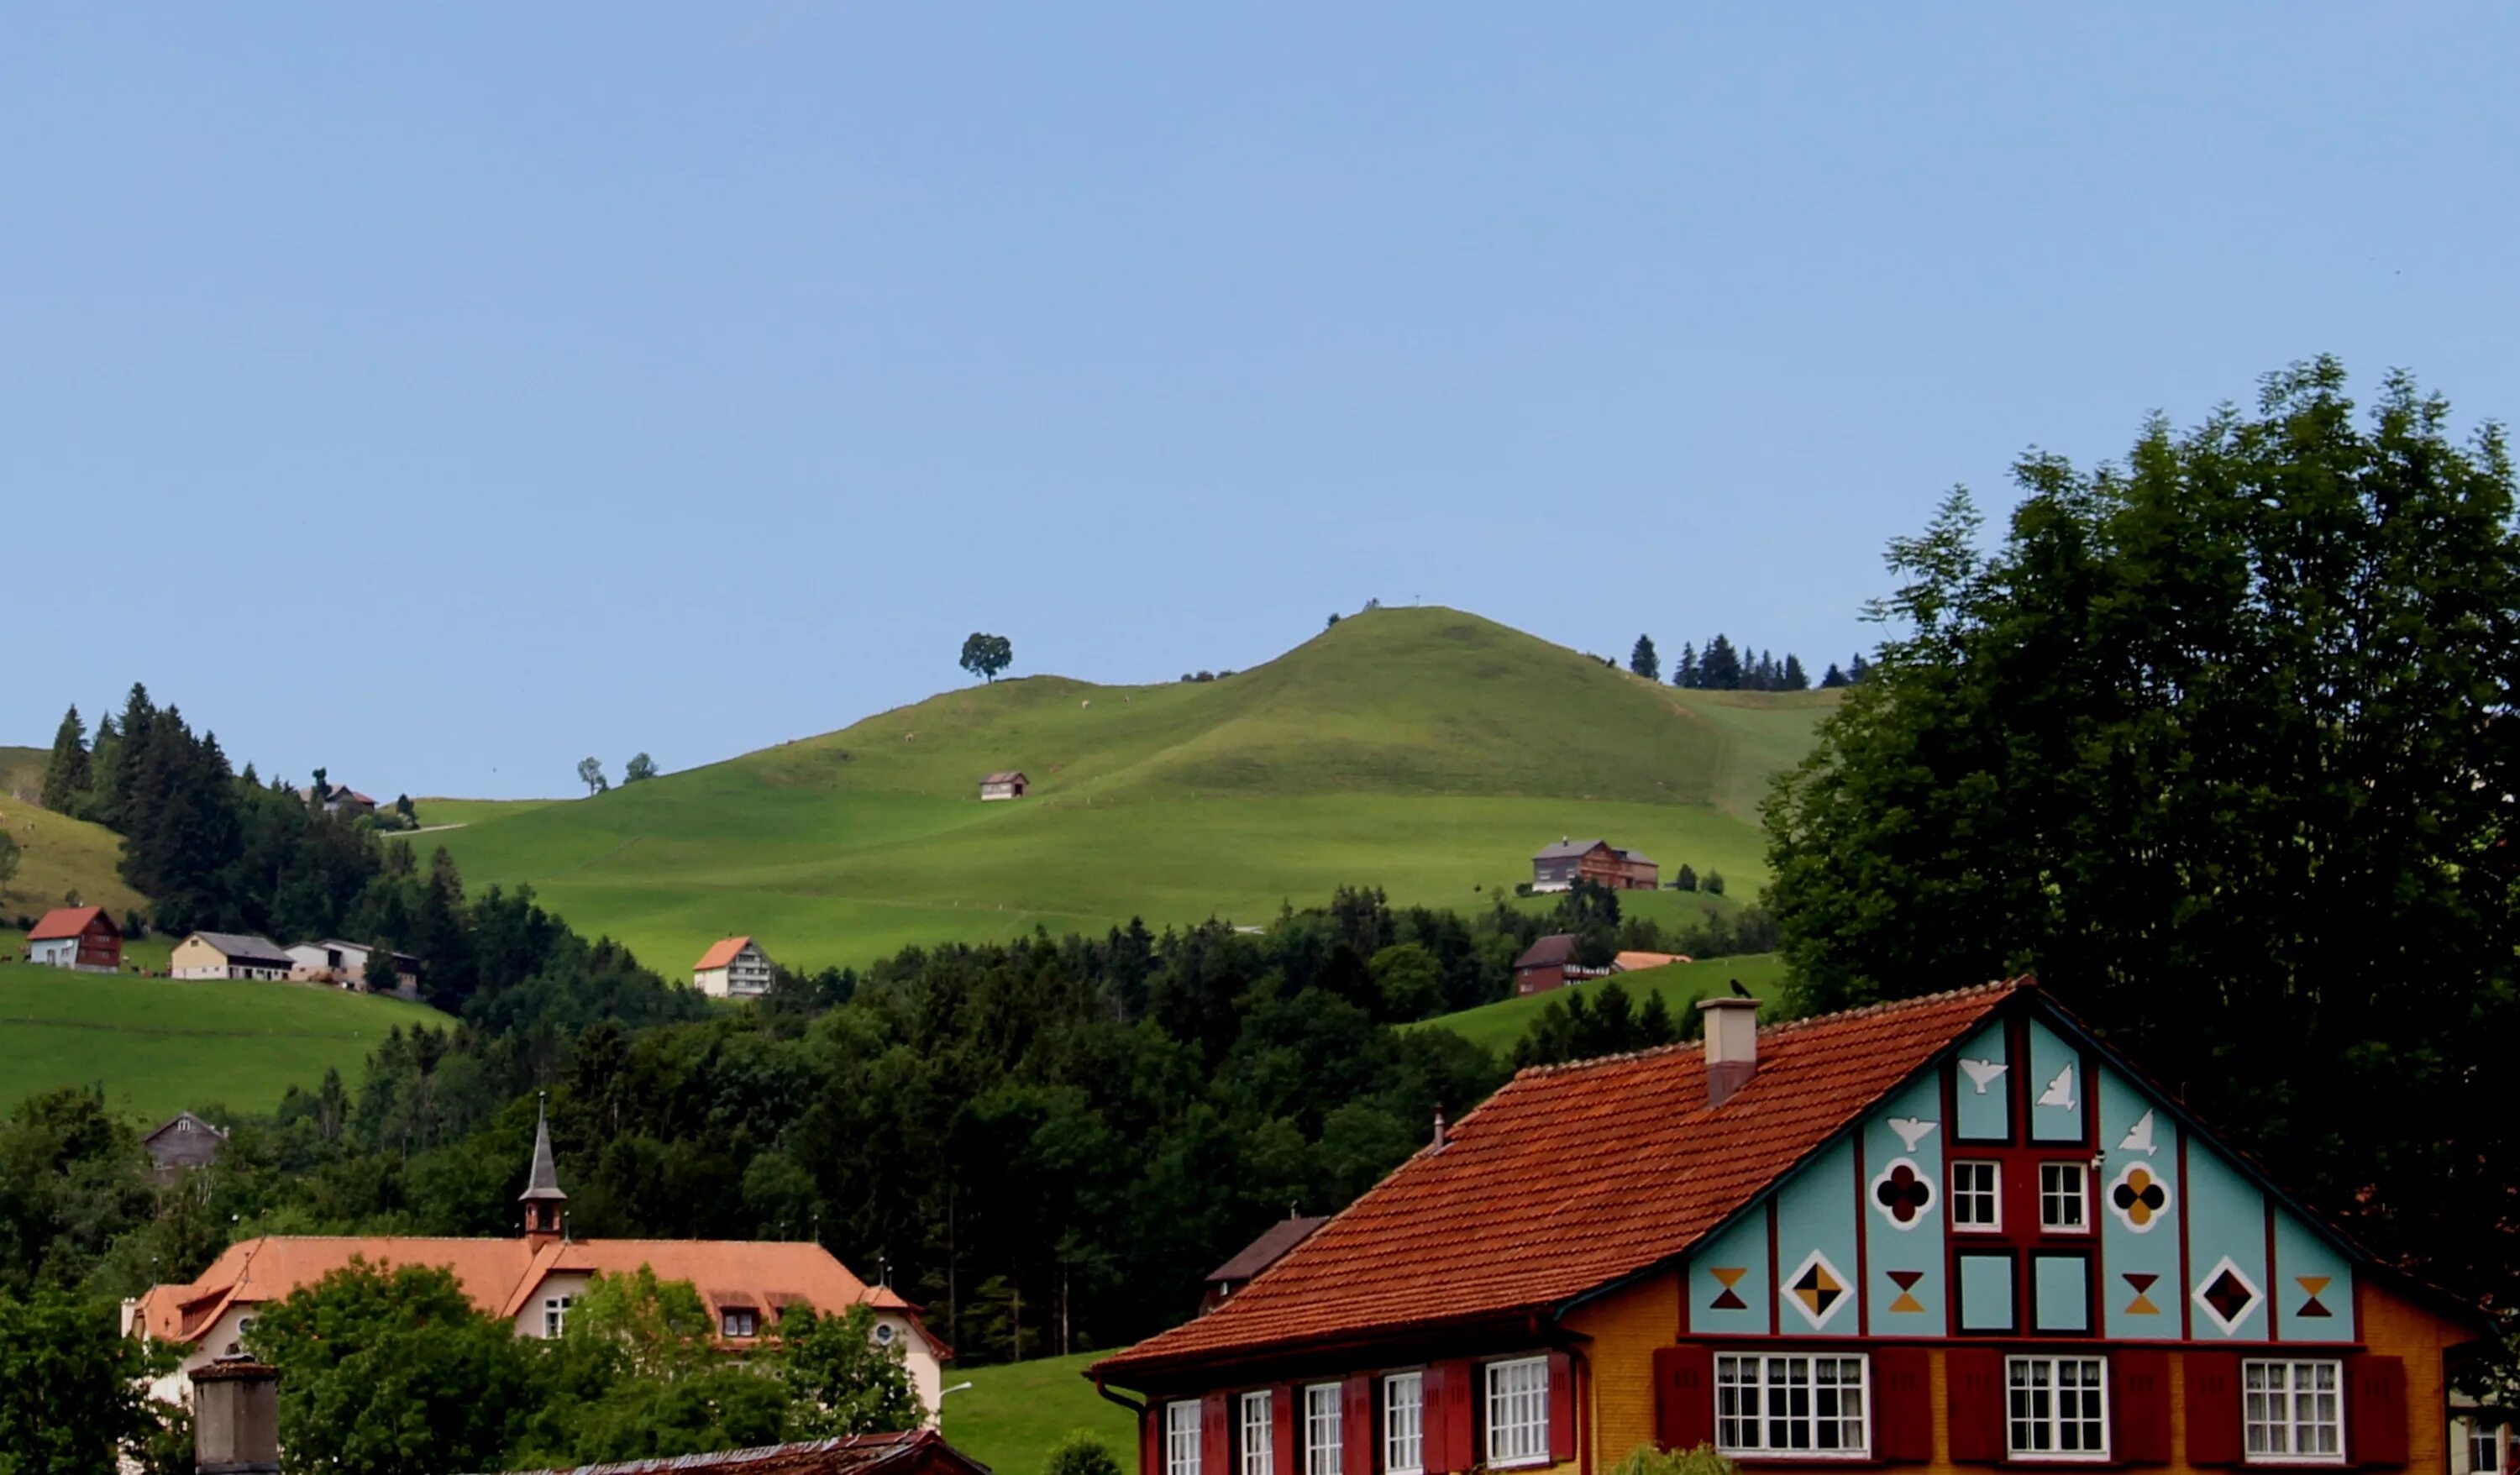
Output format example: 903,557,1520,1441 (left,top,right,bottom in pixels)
0,959,444,1121
0,746,150,923
409,796,561,830
943,1352,1138,1475
1413,951,1794,1058
429,609,1834,970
